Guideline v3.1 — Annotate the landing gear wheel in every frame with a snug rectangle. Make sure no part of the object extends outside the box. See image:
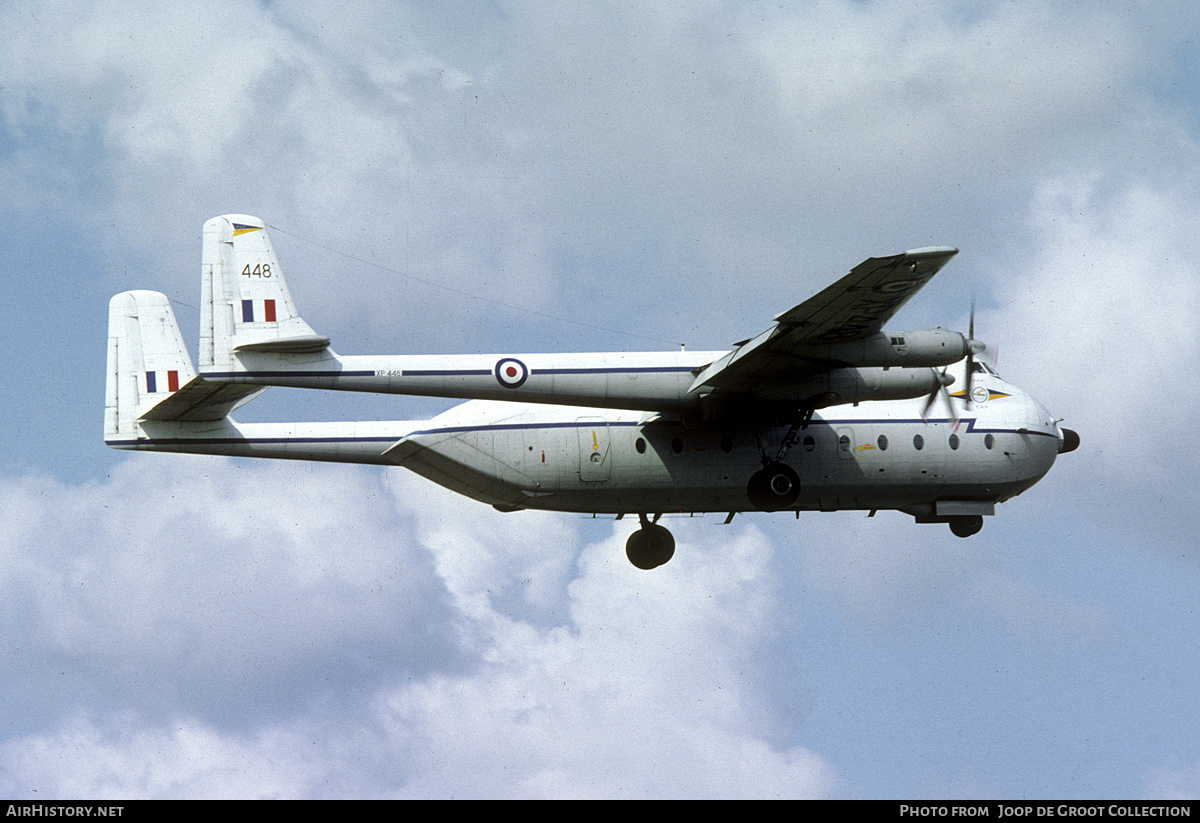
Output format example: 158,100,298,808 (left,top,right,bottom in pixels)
747,462,800,511
949,515,984,538
625,524,676,570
